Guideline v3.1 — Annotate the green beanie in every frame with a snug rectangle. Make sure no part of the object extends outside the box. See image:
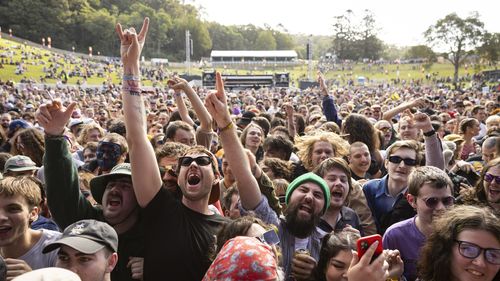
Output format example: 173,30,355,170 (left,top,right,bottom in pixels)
285,172,330,214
